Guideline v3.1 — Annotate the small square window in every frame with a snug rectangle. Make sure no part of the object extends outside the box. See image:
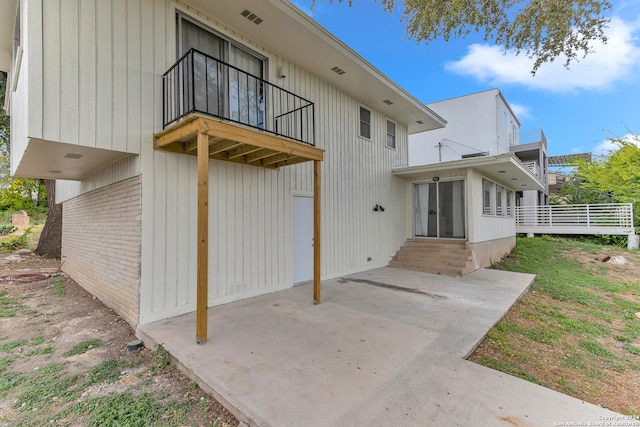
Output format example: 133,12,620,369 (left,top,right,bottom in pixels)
386,120,396,149
359,106,371,139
